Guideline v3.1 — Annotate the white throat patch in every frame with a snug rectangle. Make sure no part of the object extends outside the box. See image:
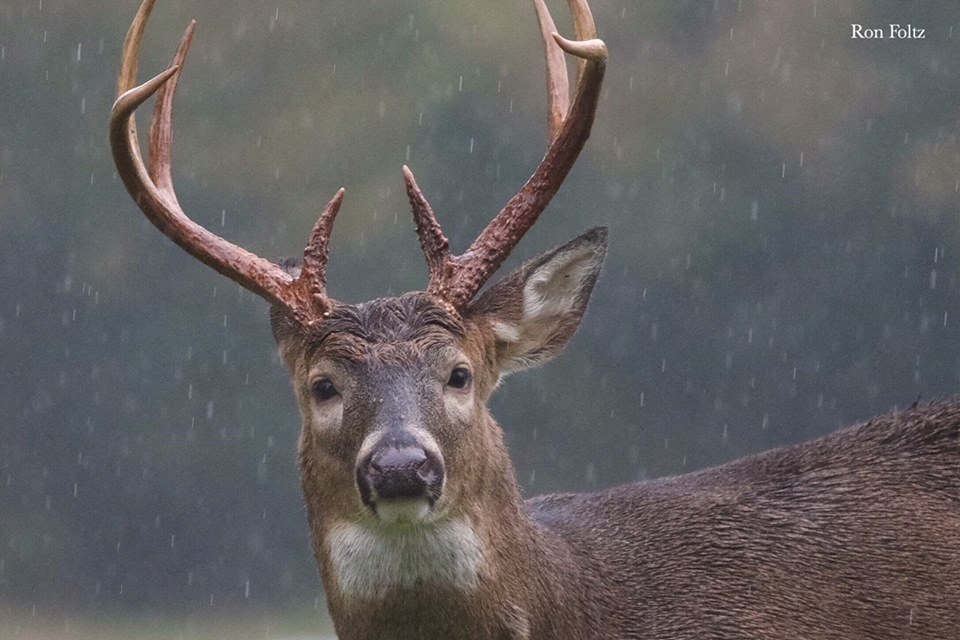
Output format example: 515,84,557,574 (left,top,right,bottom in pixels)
326,518,485,600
